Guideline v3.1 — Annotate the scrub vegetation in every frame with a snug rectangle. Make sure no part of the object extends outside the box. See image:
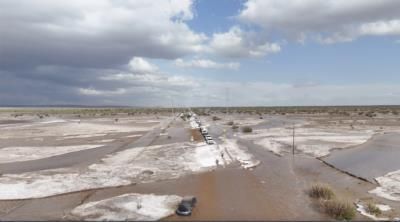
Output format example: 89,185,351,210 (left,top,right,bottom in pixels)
3,105,400,119
309,183,356,220
191,105,400,117
309,184,335,200
241,126,253,133
366,202,382,216
322,199,356,220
